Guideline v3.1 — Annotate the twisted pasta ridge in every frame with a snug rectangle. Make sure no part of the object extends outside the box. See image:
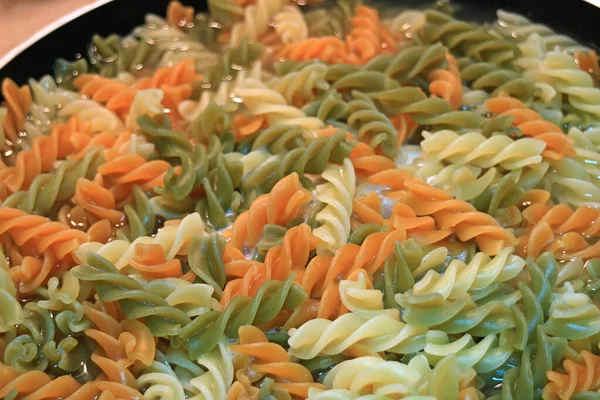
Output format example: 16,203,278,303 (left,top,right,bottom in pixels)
227,172,312,251
424,10,519,65
313,158,356,254
119,185,156,241
350,141,396,176
278,36,350,65
178,274,308,359
372,87,483,132
74,177,125,226
0,208,89,260
420,330,513,373
58,98,124,133
273,5,309,45
345,5,394,64
428,63,463,110
73,74,137,117
1,78,32,150
302,90,349,123
230,325,326,398
309,353,478,399
459,58,535,103
72,253,192,337
88,34,159,78
364,43,447,84
55,57,90,90
228,0,285,46
544,282,600,340
235,78,325,131
368,170,517,255
528,51,600,119
126,243,184,281
420,129,546,170
2,147,104,217
485,96,576,160
0,248,22,333
222,224,317,305
236,124,306,154
267,63,329,105
302,228,408,317
543,350,600,400
288,311,429,360
241,130,353,194
374,238,448,309
346,91,398,157
494,9,587,54
83,304,154,388
74,212,205,269
0,116,93,193
409,247,525,299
